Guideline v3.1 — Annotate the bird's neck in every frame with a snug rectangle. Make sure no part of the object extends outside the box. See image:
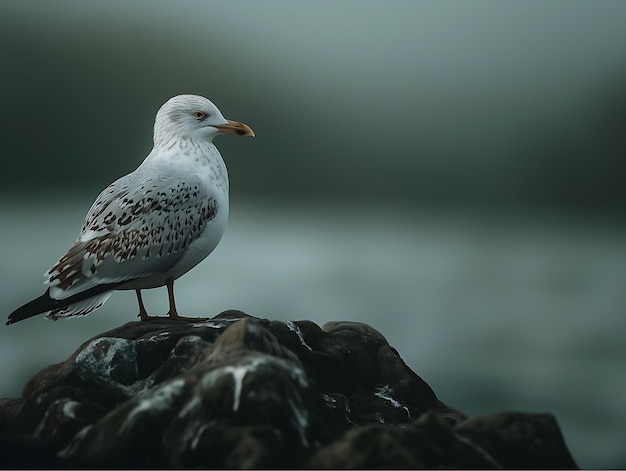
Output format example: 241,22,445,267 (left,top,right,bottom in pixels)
145,138,218,165
139,139,229,193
